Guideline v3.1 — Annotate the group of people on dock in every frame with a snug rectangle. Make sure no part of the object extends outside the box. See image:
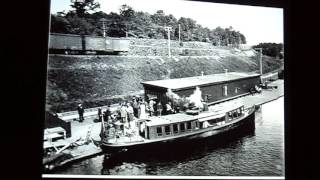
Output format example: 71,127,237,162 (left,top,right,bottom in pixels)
77,96,178,127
